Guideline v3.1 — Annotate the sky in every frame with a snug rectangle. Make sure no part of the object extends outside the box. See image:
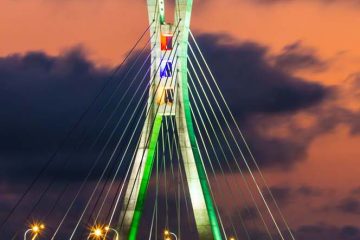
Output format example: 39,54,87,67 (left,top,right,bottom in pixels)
0,0,360,239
